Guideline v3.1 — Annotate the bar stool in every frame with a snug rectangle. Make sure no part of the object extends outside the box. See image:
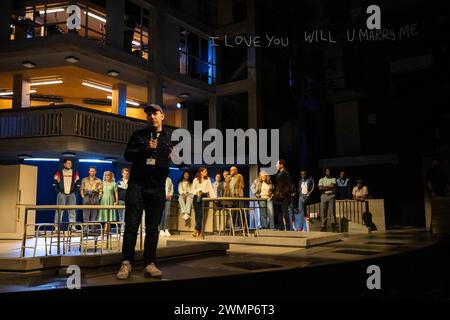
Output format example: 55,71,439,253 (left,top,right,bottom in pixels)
240,208,259,237
223,208,247,236
21,223,59,257
65,222,104,254
103,221,125,251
